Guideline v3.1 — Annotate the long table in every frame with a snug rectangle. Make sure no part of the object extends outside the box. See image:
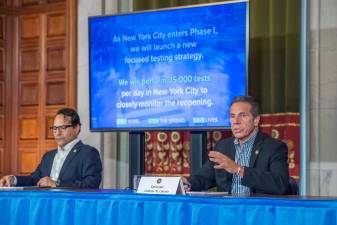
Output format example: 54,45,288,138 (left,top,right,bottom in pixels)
0,189,336,225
